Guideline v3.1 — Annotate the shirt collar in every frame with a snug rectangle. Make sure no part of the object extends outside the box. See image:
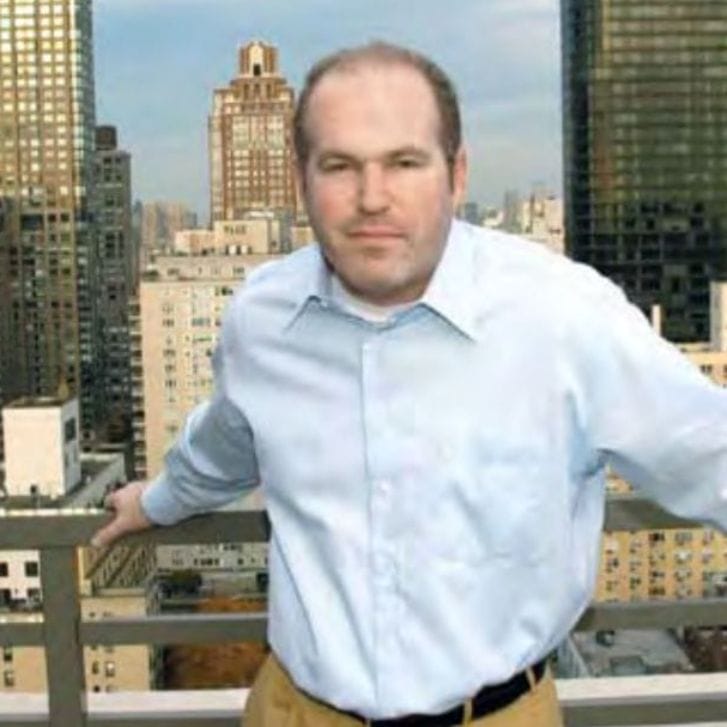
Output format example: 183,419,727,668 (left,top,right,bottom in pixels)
284,219,480,340
283,244,331,330
419,219,480,341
